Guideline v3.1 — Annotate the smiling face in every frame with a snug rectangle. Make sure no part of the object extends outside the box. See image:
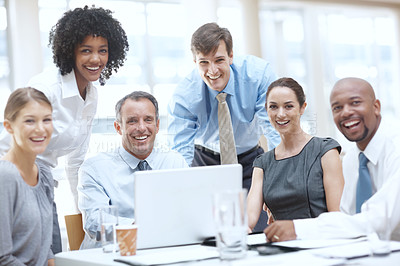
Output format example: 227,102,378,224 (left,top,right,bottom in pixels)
74,35,109,91
4,101,53,156
114,98,159,160
330,78,381,150
266,86,306,135
194,41,233,92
